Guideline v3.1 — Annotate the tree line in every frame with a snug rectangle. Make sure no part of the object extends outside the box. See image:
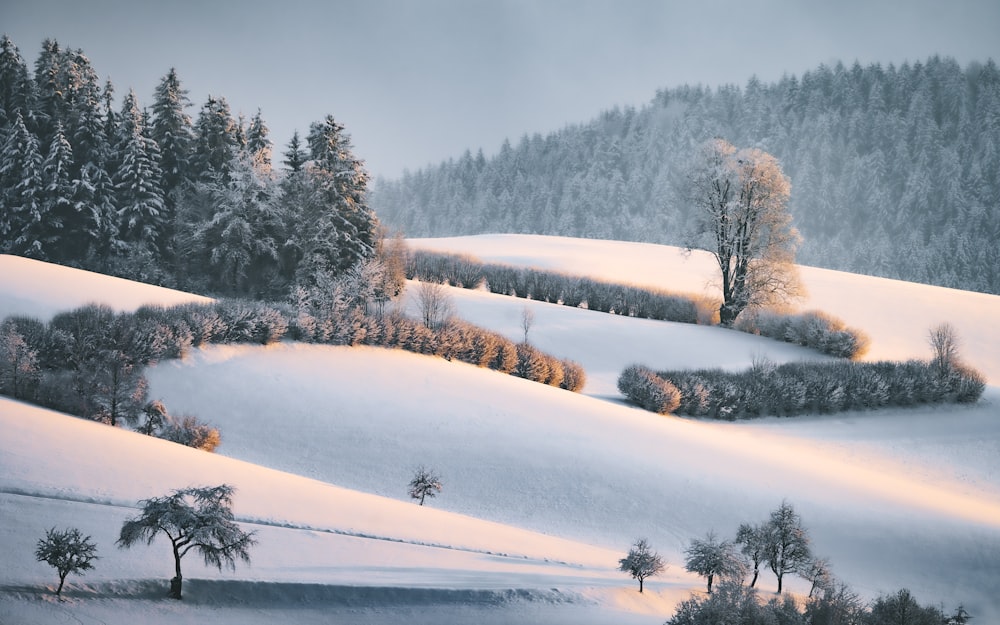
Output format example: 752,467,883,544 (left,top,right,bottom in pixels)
620,501,972,625
374,55,1000,296
0,35,379,298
